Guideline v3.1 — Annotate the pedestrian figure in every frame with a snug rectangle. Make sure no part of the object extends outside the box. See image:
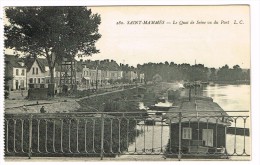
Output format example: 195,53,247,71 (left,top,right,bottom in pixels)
40,106,46,113
22,105,28,112
21,90,23,97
